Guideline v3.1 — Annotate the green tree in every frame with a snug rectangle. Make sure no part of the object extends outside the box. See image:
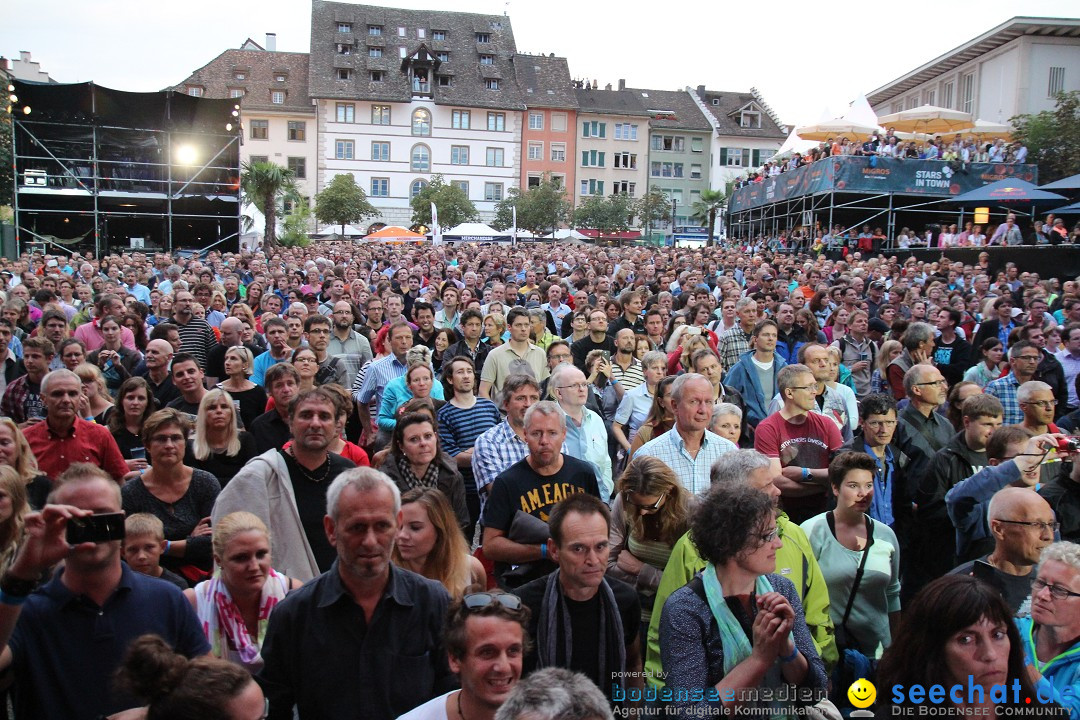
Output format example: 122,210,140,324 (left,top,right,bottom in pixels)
410,174,477,230
279,200,313,247
1011,91,1080,185
691,188,726,246
634,187,672,239
492,176,572,235
0,103,12,208
574,193,633,237
241,161,295,248
314,173,377,237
